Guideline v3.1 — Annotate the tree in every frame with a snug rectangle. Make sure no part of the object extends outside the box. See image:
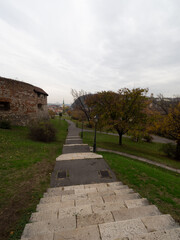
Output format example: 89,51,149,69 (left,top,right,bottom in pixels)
86,88,149,145
149,95,180,137
71,89,91,122
48,109,56,119
151,93,180,115
164,103,180,160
